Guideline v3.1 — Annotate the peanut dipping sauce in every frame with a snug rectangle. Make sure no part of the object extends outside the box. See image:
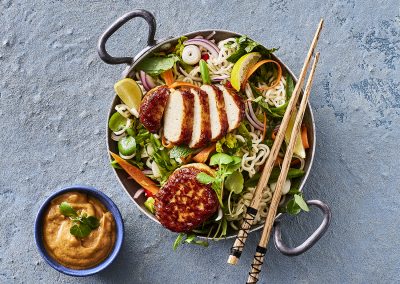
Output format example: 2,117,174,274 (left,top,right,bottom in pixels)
43,192,116,270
